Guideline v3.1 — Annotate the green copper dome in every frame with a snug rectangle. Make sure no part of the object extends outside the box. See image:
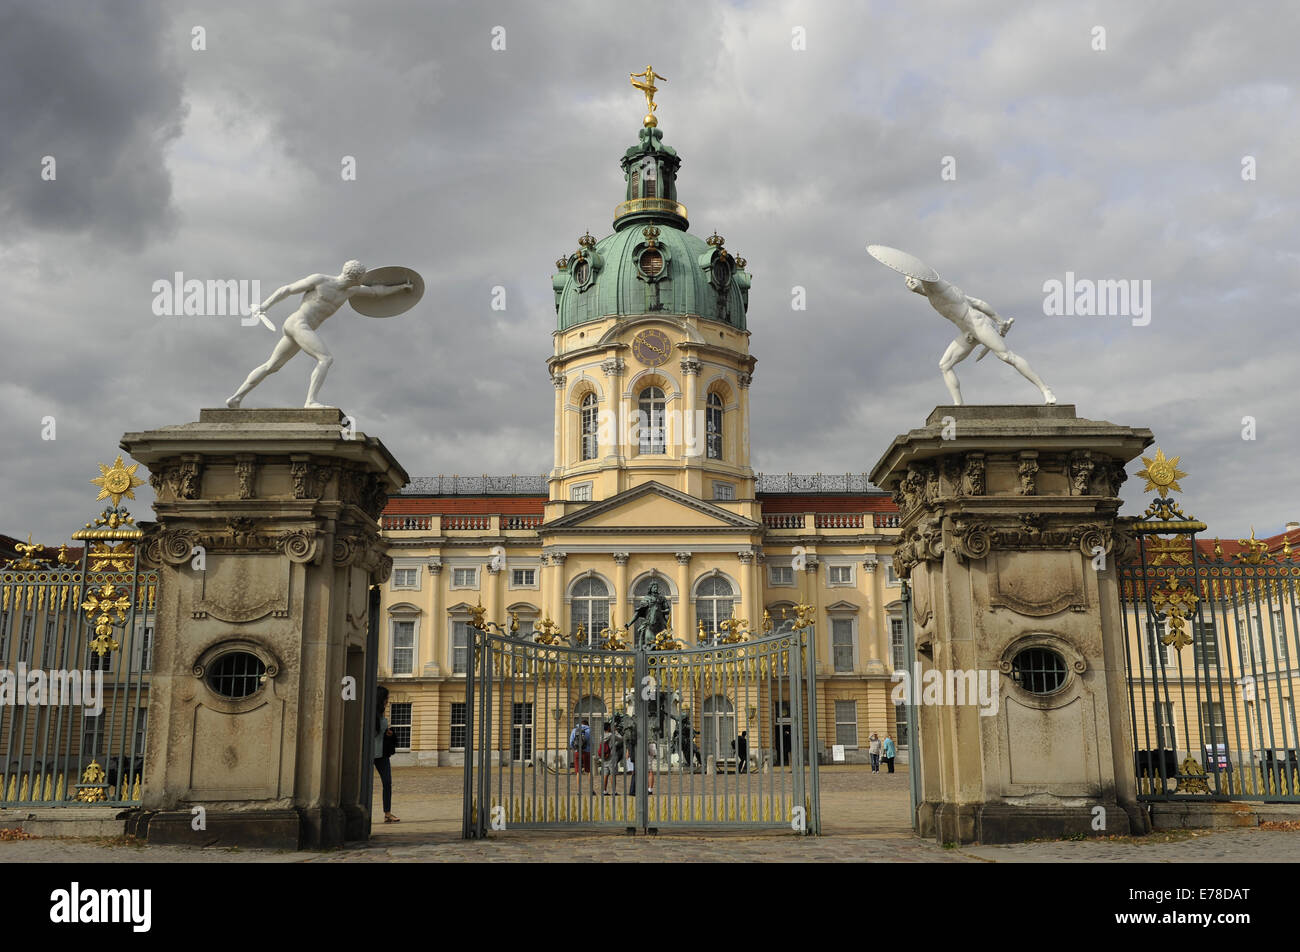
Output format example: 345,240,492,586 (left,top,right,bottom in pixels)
553,124,751,332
